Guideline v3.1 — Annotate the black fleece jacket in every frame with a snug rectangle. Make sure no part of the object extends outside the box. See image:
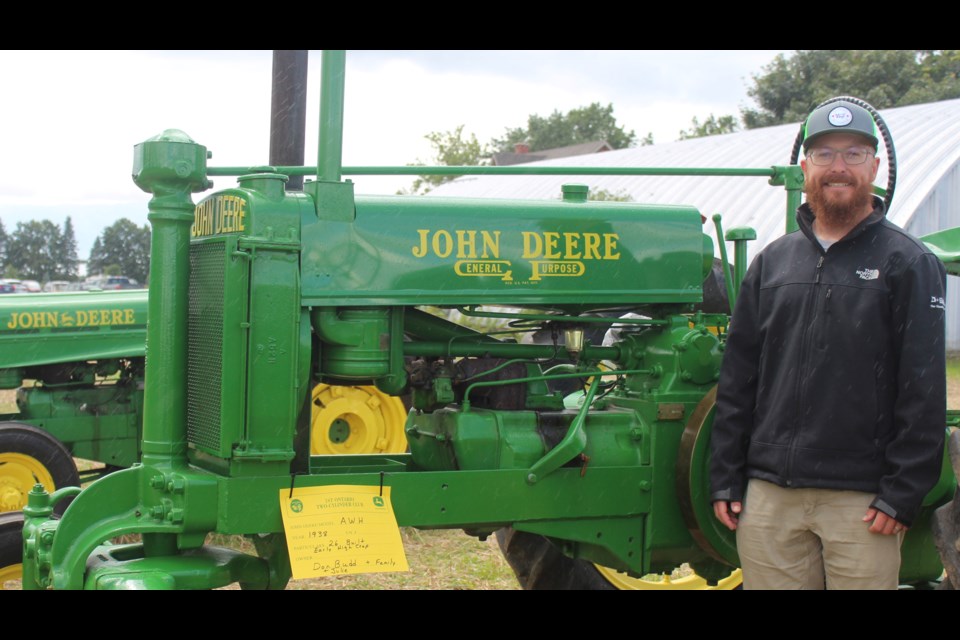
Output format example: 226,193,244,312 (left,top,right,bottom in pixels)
710,198,946,526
